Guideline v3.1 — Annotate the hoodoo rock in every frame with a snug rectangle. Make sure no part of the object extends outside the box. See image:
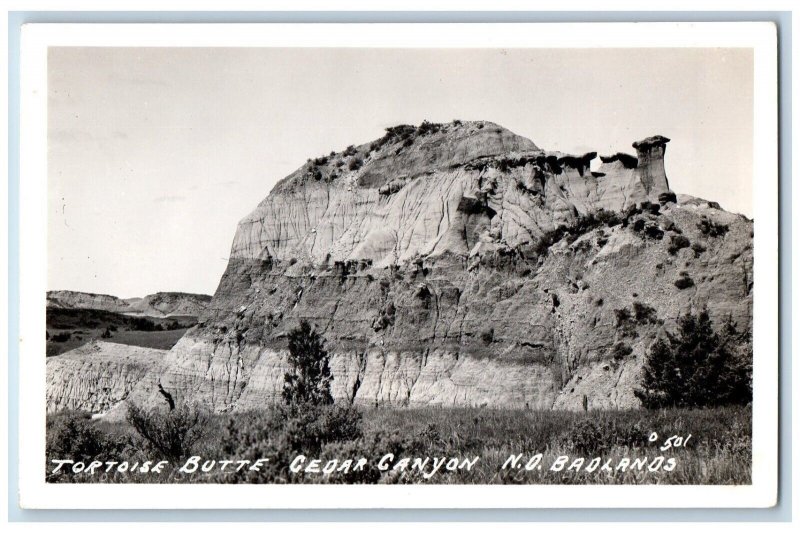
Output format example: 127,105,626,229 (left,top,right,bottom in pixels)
48,120,753,414
632,135,671,195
